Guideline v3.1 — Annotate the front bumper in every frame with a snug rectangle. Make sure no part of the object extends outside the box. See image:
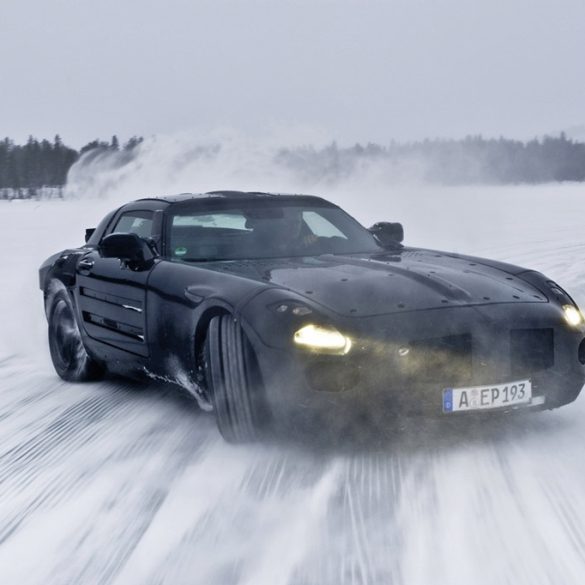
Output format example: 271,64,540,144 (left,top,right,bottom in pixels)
245,303,585,425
